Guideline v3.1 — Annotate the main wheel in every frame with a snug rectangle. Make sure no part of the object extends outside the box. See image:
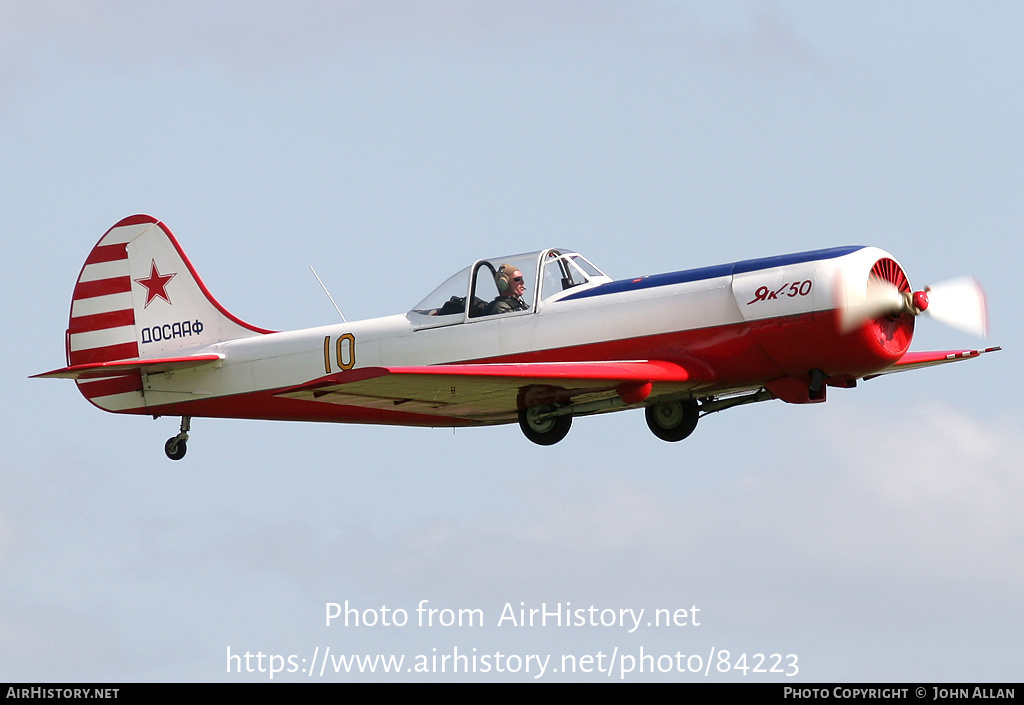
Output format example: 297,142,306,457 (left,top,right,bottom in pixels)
164,437,187,460
645,400,699,442
518,406,572,445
